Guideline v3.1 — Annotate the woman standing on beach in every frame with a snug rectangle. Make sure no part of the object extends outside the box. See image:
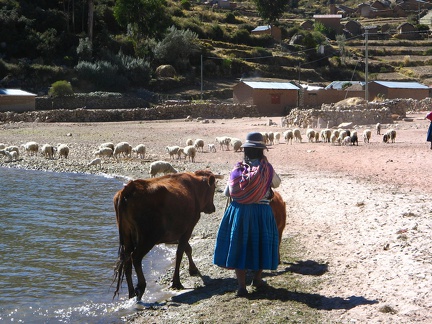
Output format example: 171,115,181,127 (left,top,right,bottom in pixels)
426,111,432,149
213,132,281,297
